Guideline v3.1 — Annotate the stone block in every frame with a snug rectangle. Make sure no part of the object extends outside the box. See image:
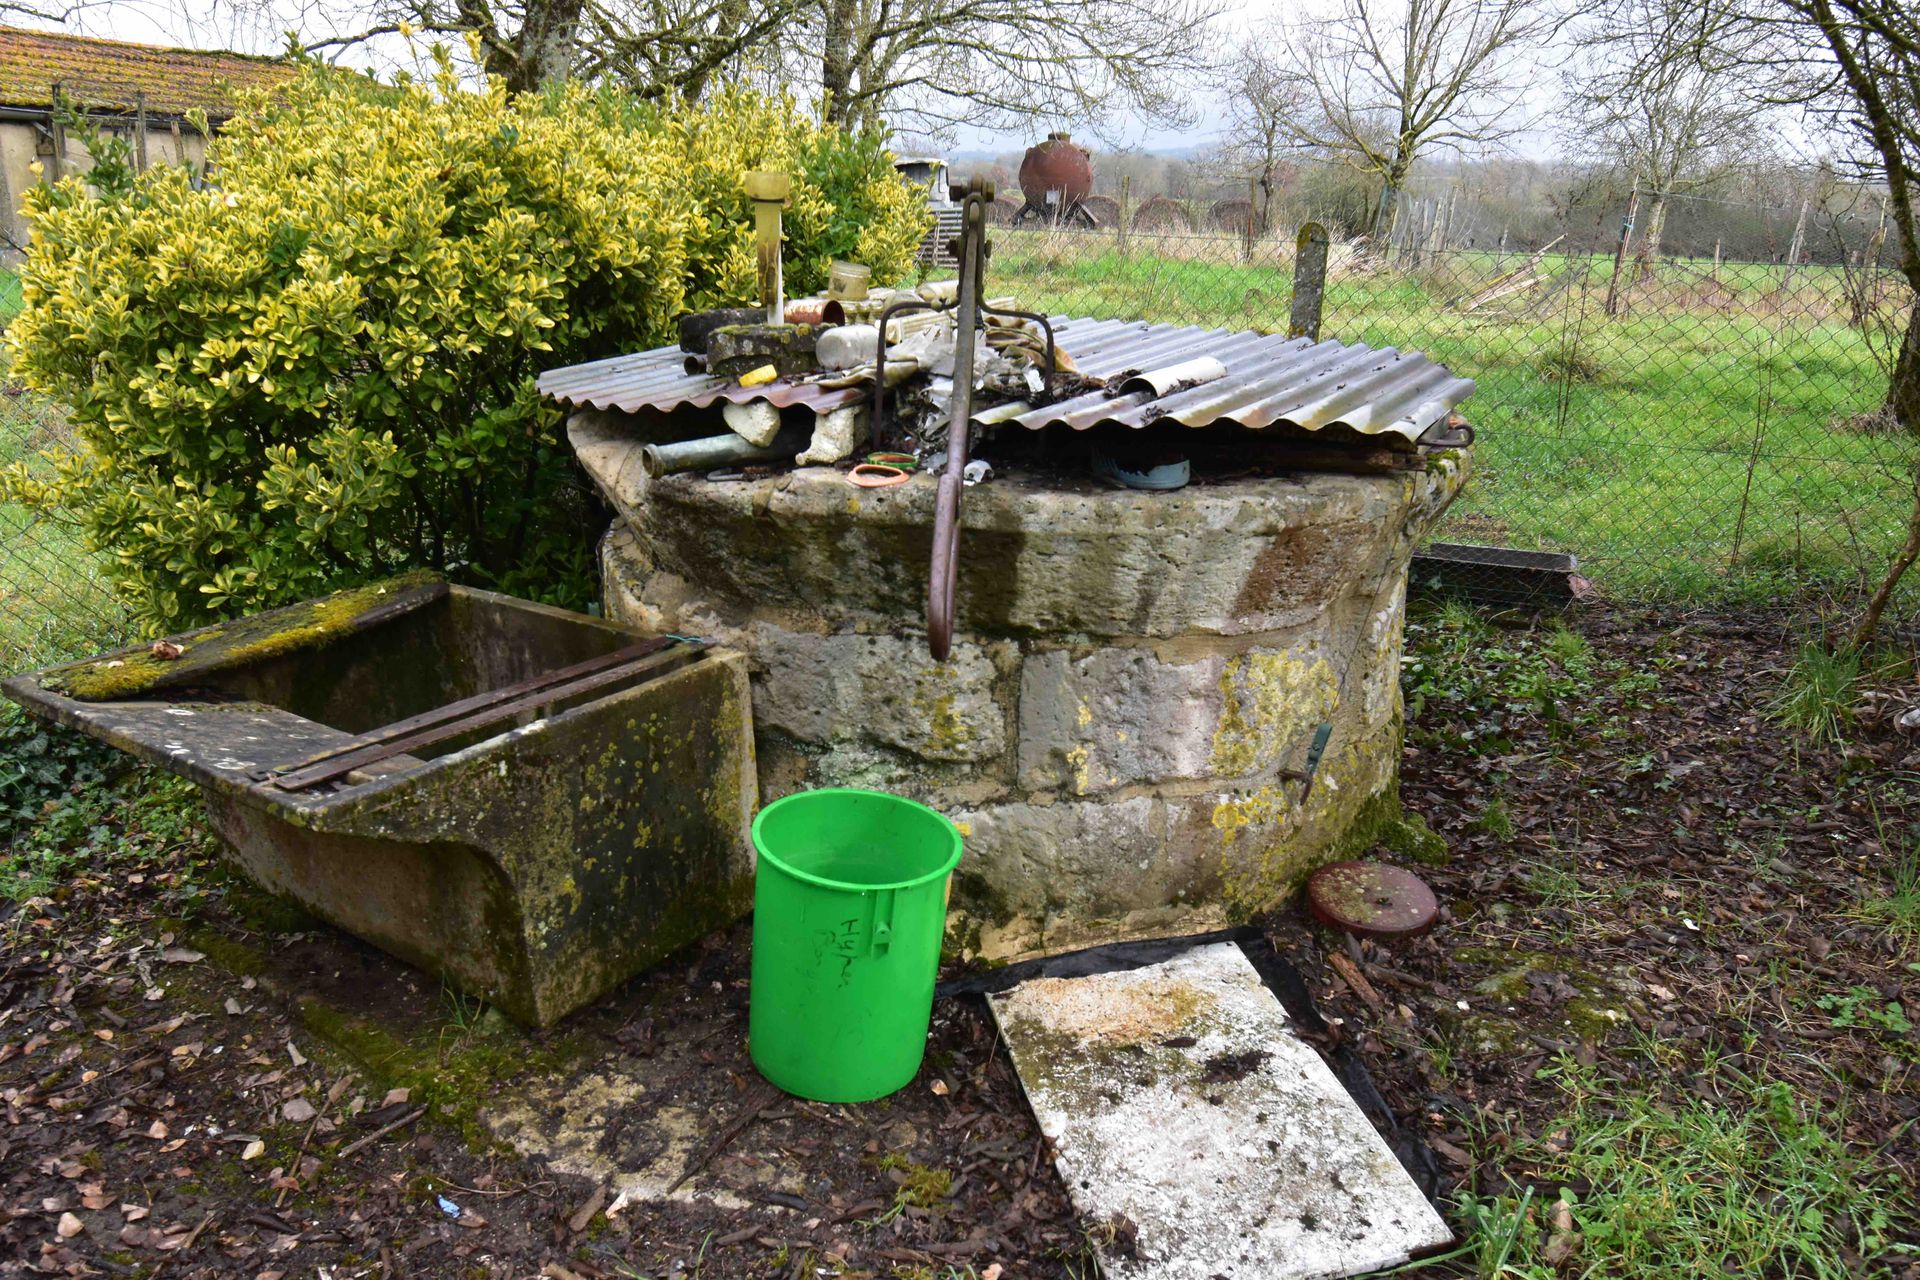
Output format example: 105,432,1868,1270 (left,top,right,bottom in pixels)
949,796,1169,920
1018,642,1341,794
750,626,1009,764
